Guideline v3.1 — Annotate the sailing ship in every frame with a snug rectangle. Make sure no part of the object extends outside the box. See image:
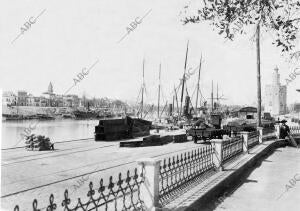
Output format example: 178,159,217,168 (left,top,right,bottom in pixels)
94,59,152,141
